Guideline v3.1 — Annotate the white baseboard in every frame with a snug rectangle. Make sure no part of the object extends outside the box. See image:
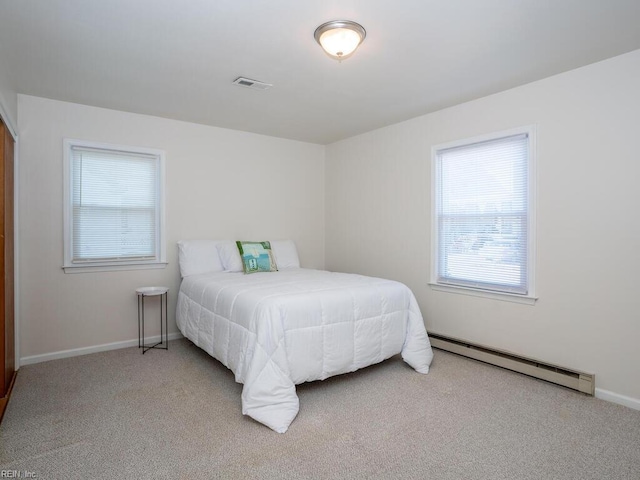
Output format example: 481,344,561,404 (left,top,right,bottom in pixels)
20,332,183,366
595,388,640,411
